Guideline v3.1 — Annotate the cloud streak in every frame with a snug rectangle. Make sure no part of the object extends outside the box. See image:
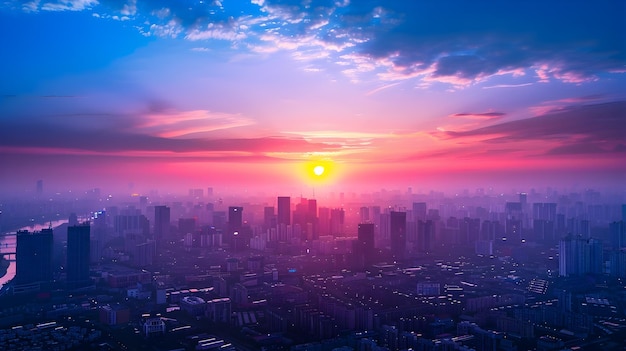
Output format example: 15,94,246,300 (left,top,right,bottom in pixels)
436,101,626,156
